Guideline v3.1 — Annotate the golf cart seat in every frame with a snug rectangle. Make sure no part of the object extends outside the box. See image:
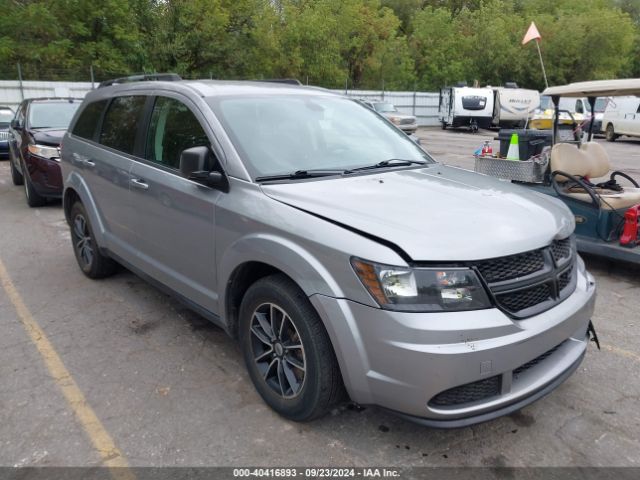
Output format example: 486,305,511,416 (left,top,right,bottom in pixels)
550,142,640,210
